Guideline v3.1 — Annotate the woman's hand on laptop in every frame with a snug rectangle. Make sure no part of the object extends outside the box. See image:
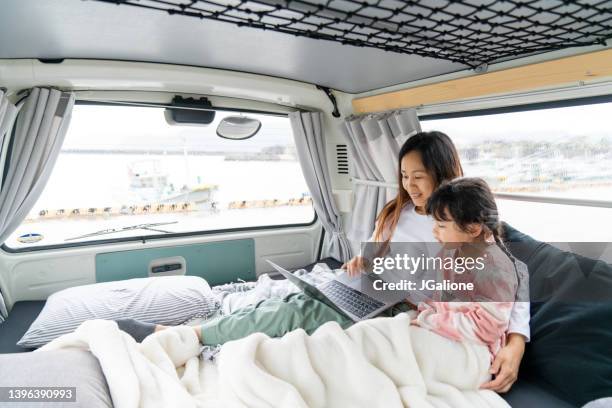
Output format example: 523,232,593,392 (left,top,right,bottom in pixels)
341,256,367,277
